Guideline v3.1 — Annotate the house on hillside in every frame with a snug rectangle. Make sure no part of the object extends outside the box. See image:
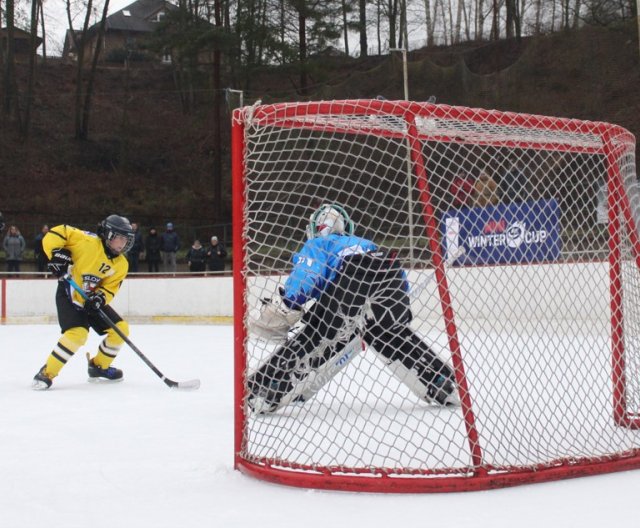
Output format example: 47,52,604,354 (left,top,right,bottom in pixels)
62,0,177,65
1,27,43,62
